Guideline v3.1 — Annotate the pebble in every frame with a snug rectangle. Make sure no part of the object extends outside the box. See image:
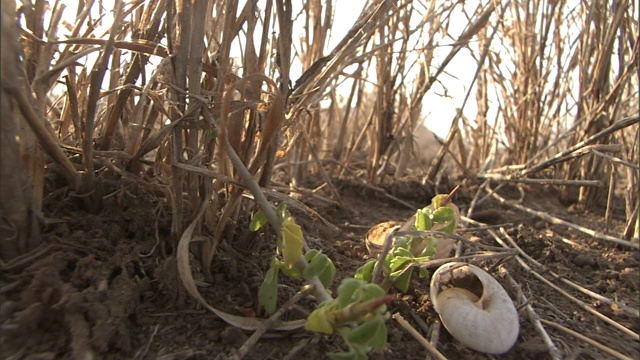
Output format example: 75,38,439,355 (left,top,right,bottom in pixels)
220,326,247,346
572,254,596,267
